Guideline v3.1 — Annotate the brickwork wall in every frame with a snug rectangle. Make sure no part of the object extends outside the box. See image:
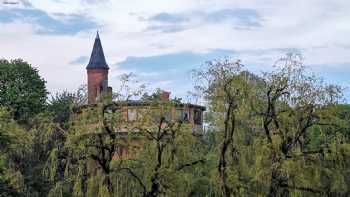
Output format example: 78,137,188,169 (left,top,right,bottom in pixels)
87,69,108,104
